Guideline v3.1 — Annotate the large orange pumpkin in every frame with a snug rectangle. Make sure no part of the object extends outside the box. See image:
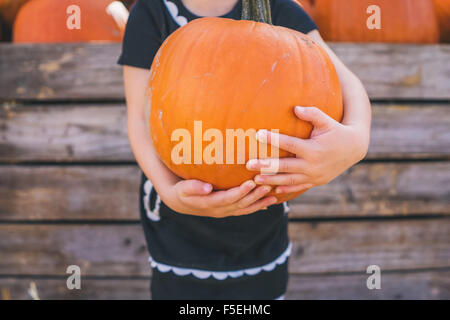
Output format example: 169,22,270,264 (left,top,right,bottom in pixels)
149,2,343,203
13,0,123,43
0,0,29,27
433,0,450,42
314,0,439,43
